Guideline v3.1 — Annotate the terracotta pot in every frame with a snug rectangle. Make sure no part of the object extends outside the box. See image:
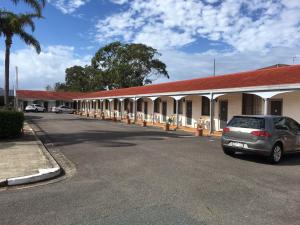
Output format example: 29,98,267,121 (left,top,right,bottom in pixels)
142,121,147,127
195,128,203,136
165,123,170,131
80,112,83,116
86,113,89,117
